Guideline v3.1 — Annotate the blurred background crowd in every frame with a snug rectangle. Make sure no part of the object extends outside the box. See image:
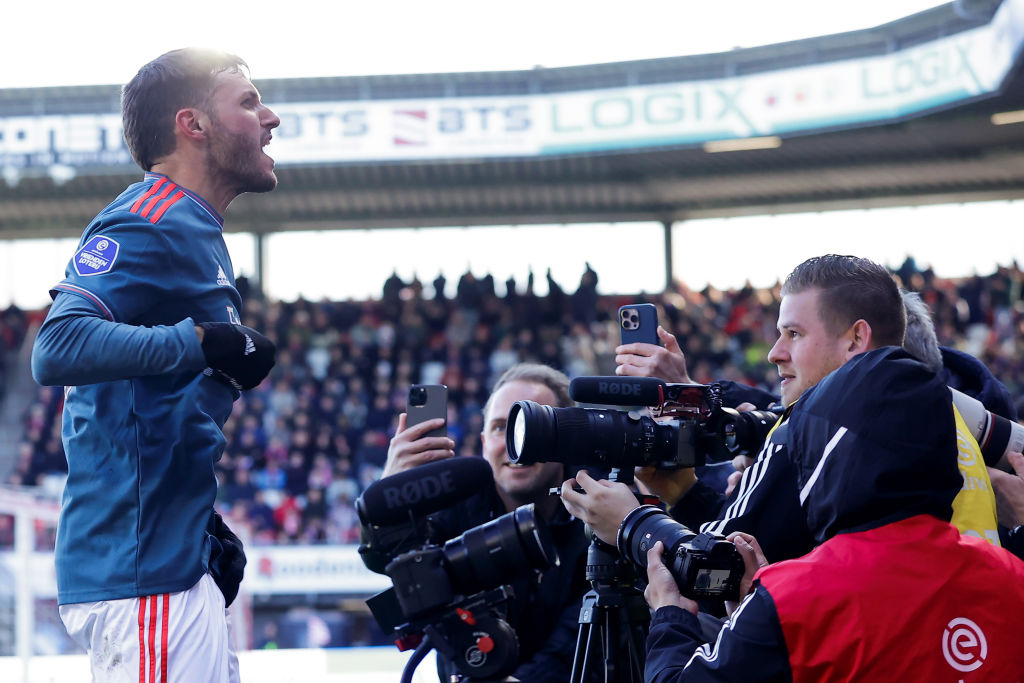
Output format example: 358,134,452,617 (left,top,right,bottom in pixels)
2,257,1022,551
